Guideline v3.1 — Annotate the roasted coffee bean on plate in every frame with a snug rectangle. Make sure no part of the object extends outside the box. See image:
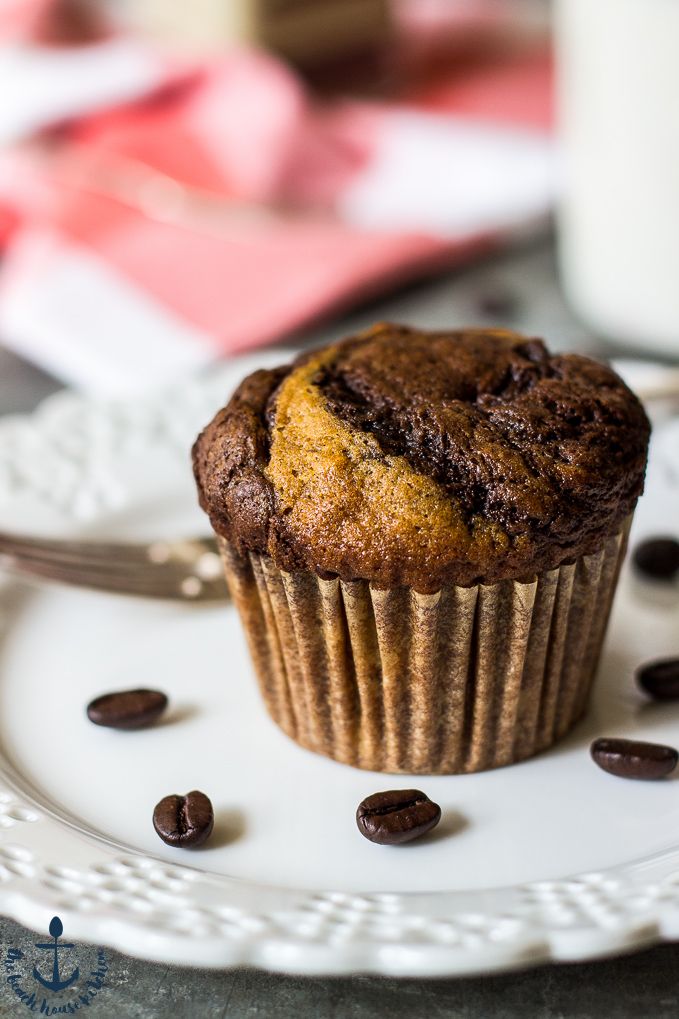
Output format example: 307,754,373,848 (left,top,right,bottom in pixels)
87,689,168,730
475,287,521,321
637,658,679,701
153,790,214,848
356,789,441,845
590,737,678,780
632,537,679,582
